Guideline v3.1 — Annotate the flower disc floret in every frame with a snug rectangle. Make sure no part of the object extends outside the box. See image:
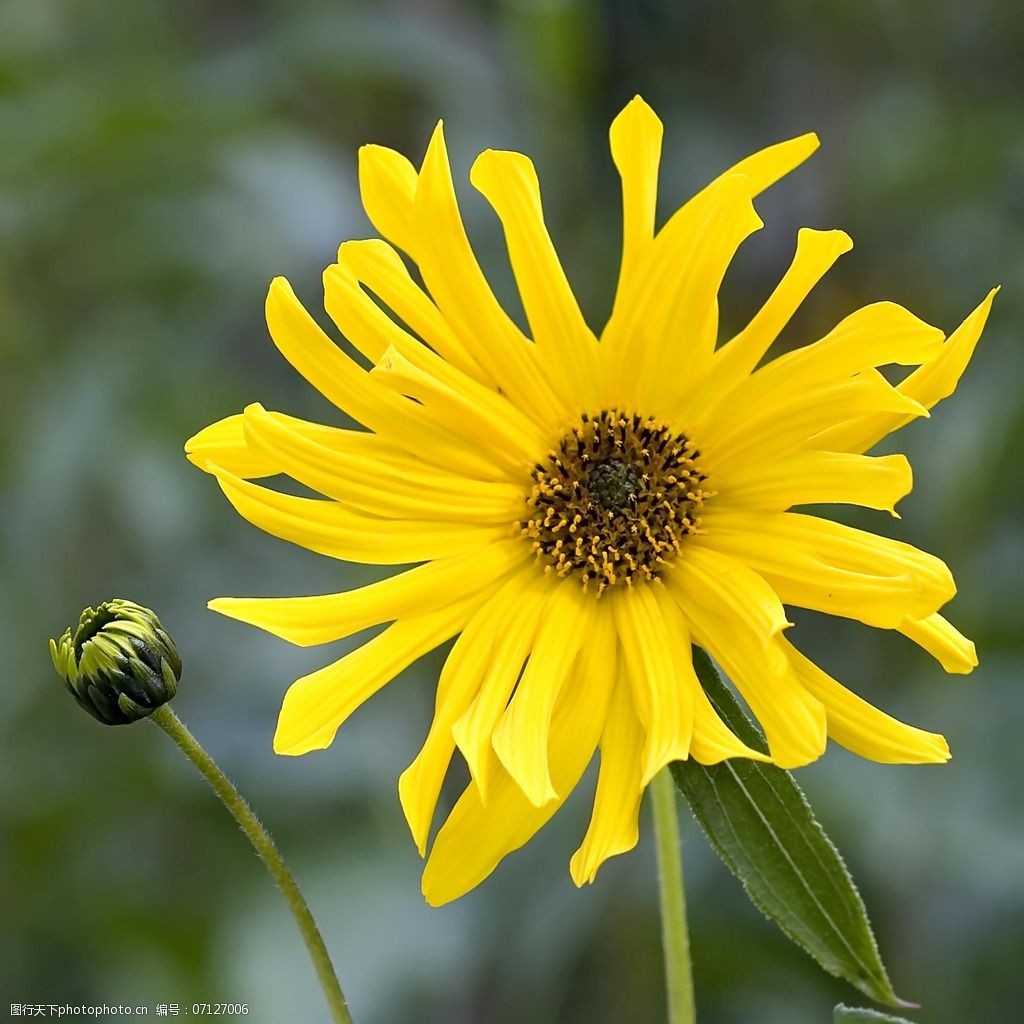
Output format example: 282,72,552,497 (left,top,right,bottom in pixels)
521,410,709,592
